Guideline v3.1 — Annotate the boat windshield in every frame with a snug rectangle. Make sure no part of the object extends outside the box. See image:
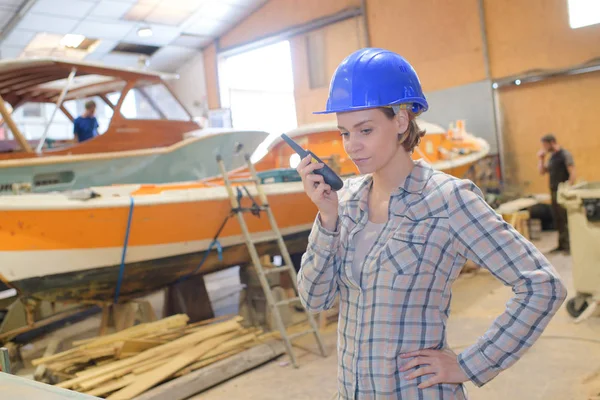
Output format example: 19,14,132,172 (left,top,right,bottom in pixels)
120,81,190,121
